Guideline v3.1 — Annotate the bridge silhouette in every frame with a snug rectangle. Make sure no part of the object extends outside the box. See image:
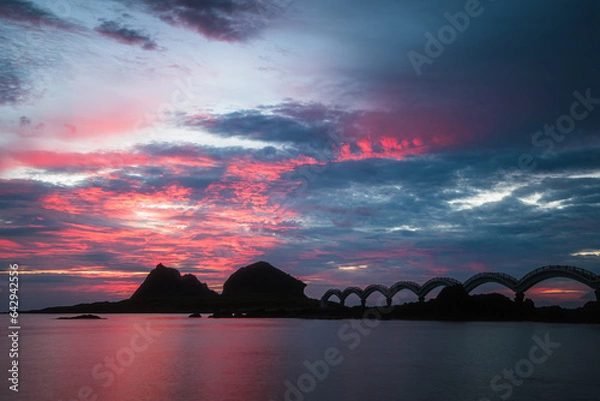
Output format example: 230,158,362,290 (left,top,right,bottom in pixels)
320,265,600,308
